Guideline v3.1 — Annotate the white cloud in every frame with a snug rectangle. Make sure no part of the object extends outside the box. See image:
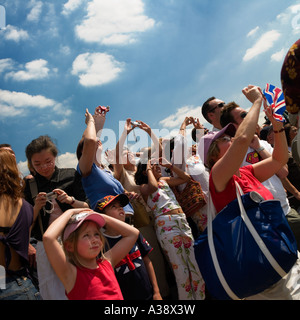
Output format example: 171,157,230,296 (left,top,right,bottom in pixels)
71,52,125,87
59,45,71,55
75,0,155,45
277,4,300,24
0,89,72,127
56,152,78,169
17,160,30,177
52,102,72,116
159,105,205,129
5,59,50,81
3,25,29,42
27,0,43,22
0,89,55,110
243,30,281,62
271,48,286,62
62,0,84,16
0,58,14,73
0,5,5,30
51,119,69,128
247,26,259,37
289,3,300,13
